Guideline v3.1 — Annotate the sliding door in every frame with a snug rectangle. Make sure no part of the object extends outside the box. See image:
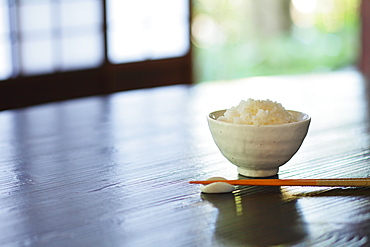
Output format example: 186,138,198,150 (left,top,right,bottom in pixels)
0,0,192,110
